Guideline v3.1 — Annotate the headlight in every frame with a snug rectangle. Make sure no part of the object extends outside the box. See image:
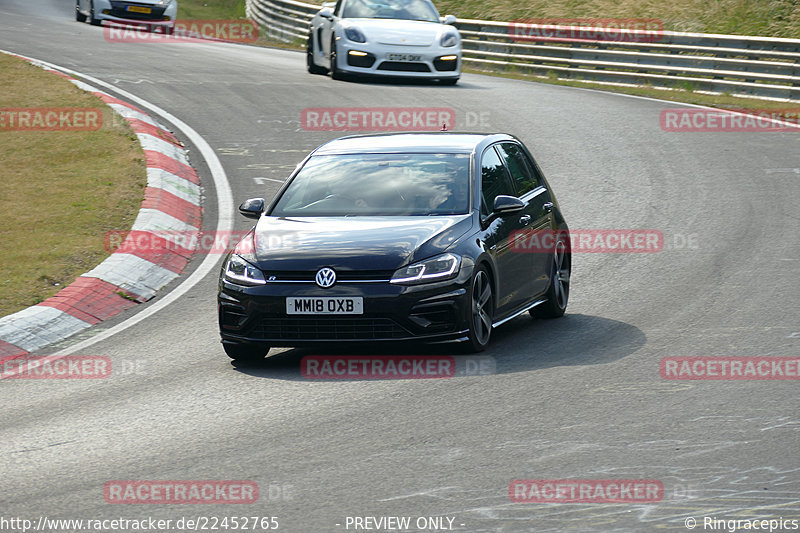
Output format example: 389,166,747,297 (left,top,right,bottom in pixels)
224,254,266,286
344,27,367,43
157,0,173,5
440,31,458,47
391,253,461,285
